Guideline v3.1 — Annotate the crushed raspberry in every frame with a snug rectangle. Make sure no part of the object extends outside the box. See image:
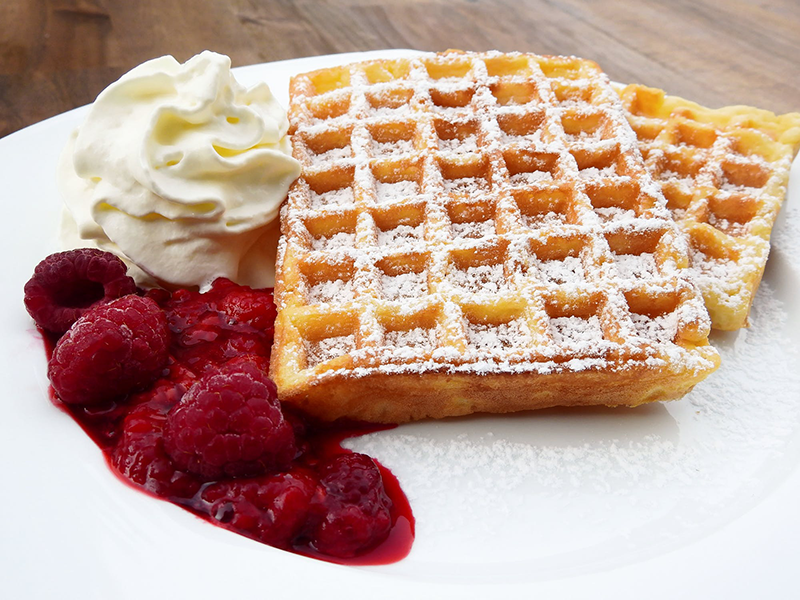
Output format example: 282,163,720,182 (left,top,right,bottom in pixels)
201,470,320,548
149,279,274,376
218,286,278,335
164,361,296,479
24,249,136,335
311,453,393,557
48,295,170,405
113,392,202,499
